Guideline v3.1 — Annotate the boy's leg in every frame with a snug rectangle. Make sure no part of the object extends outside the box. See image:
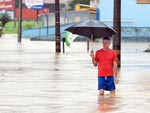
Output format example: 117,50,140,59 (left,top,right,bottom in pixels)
106,76,116,95
99,89,104,96
98,76,105,96
110,90,115,96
